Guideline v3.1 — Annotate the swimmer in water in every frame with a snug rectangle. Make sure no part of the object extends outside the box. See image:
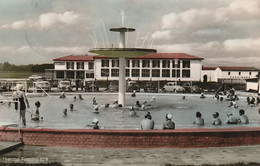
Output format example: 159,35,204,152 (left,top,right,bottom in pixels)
63,109,68,116
225,113,238,124
92,118,99,129
183,96,186,100
78,94,83,100
131,91,136,97
129,106,138,117
212,112,222,125
200,93,206,99
135,101,141,108
105,103,110,108
193,112,204,126
60,92,66,99
31,101,41,121
73,96,77,101
70,104,76,111
93,97,97,105
141,101,147,111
